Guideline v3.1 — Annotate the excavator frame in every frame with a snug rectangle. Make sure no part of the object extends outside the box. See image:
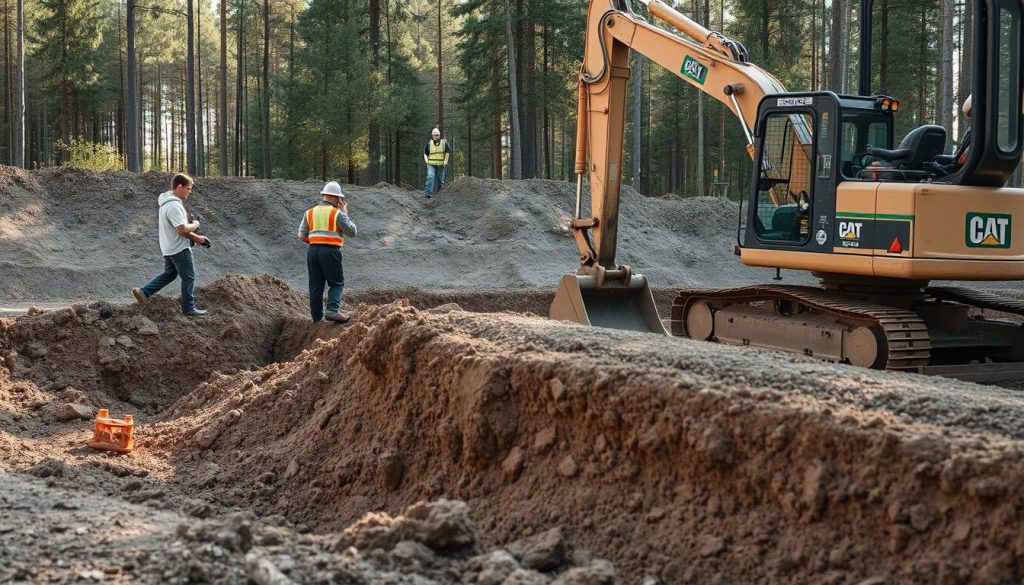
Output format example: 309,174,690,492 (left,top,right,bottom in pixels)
551,0,1024,382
